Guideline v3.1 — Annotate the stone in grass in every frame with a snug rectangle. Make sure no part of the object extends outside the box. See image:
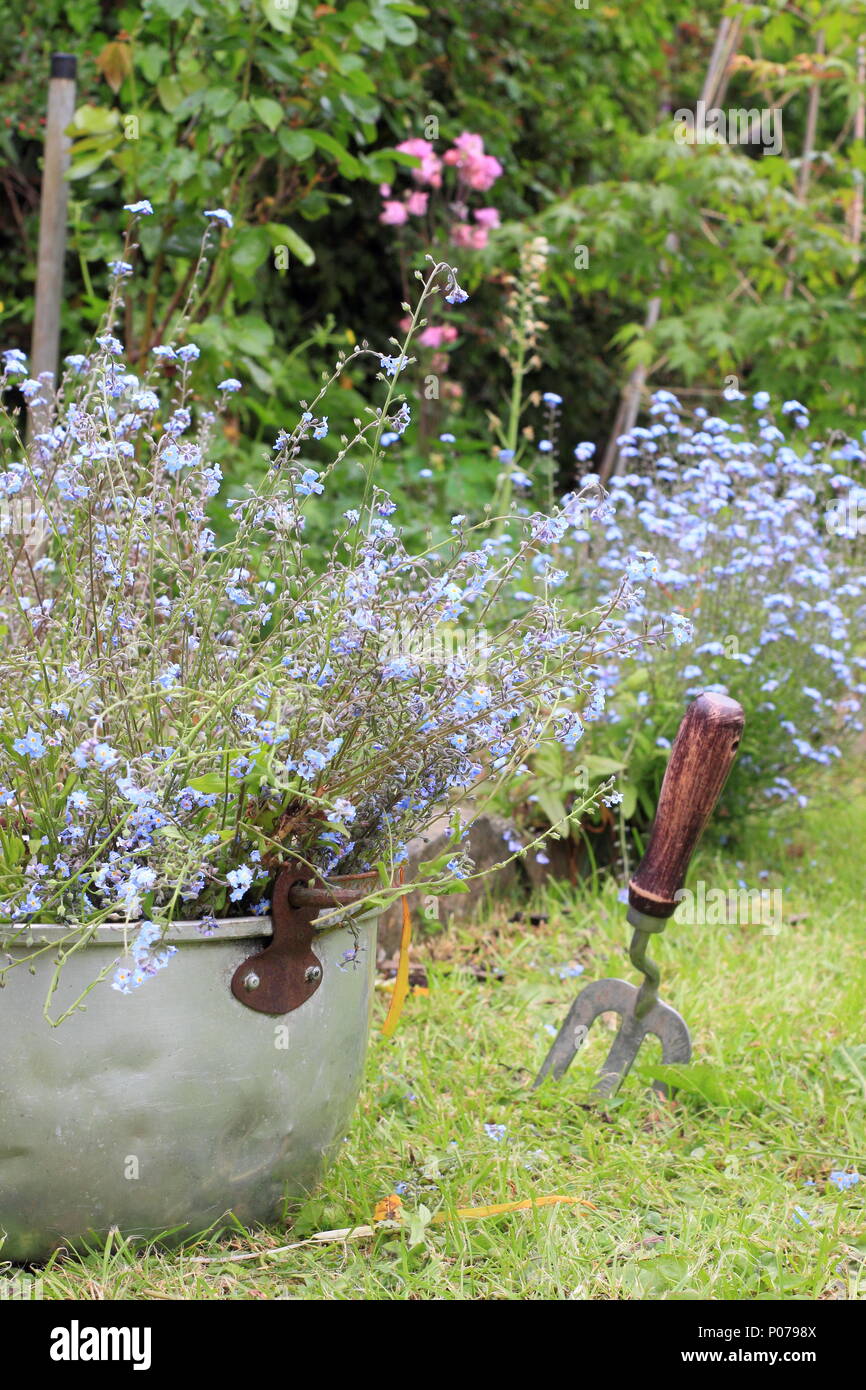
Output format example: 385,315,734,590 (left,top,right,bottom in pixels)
377,809,526,958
